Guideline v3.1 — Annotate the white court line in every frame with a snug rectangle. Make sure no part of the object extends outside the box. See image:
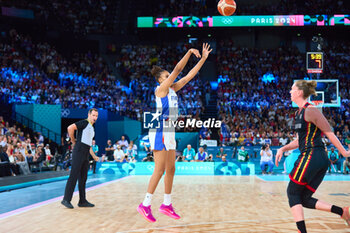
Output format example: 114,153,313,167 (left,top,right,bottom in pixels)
117,215,342,233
